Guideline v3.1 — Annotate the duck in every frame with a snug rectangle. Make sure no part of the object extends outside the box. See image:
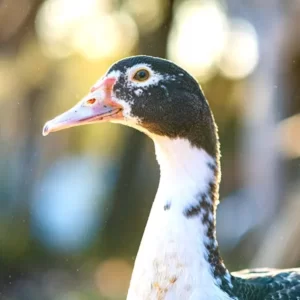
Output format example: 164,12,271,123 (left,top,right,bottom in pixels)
43,55,300,300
